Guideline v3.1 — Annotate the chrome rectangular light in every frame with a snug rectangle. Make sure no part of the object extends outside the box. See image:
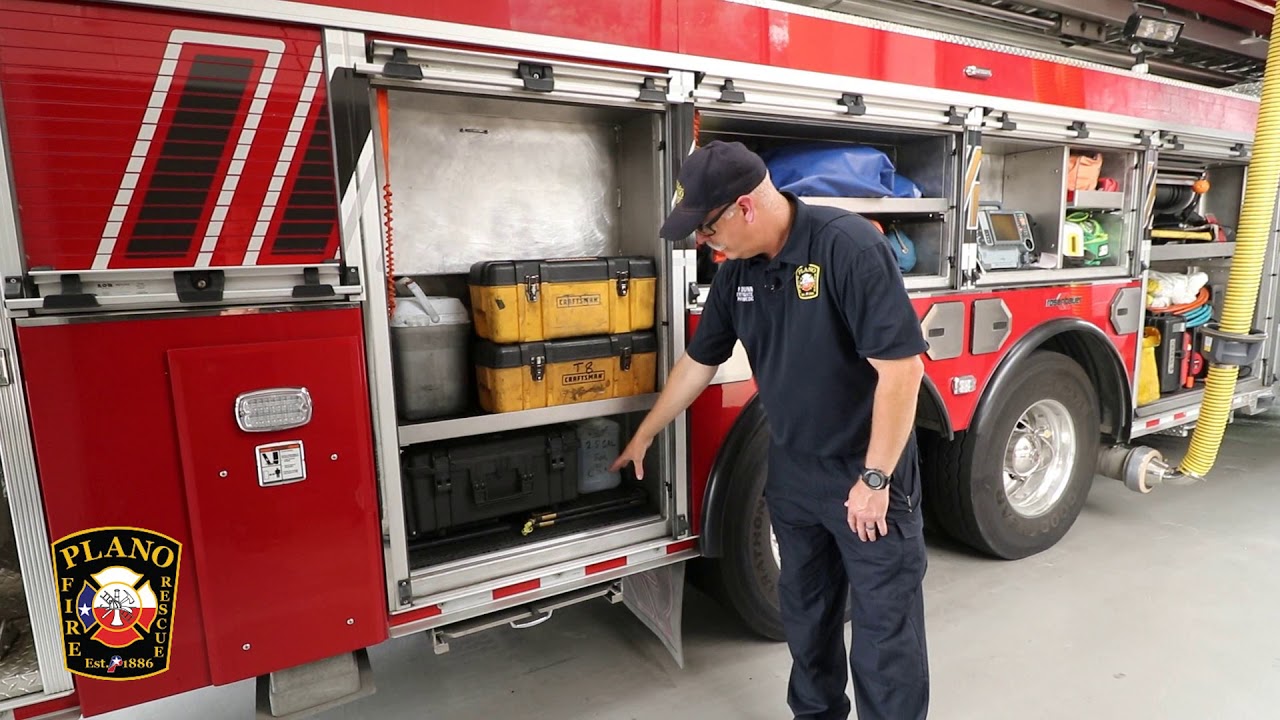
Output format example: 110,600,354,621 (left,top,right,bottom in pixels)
1124,12,1183,48
235,388,313,432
